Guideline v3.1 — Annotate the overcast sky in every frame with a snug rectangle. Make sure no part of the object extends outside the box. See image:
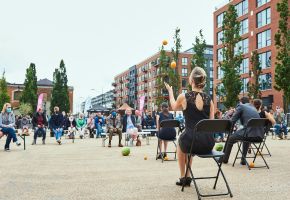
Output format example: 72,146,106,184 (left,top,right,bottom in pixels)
0,0,226,111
